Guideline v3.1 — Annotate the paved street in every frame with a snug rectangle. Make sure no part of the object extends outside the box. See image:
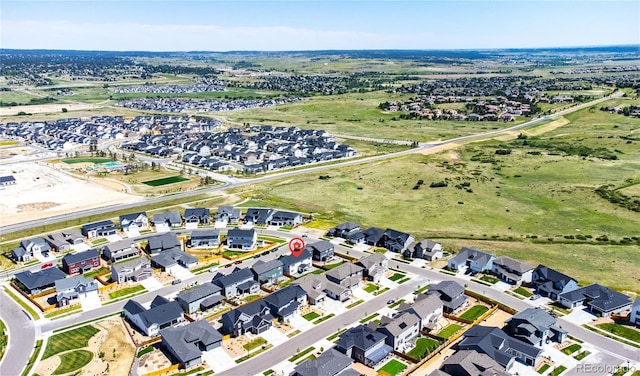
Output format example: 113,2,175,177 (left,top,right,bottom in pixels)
0,289,37,376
